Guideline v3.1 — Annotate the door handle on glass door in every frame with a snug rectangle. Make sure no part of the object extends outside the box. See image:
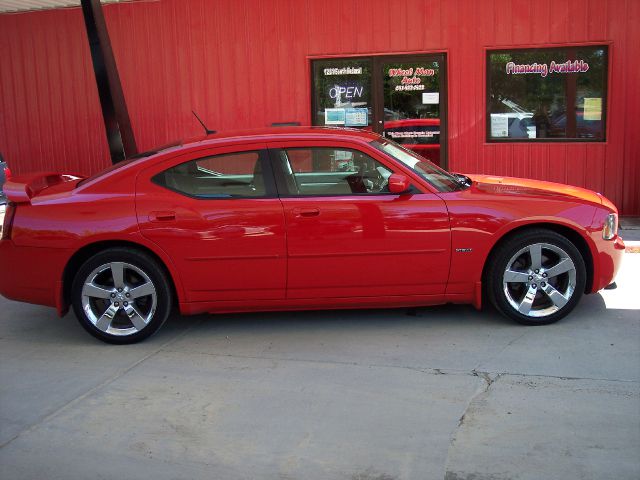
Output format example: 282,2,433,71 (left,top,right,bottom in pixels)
149,211,176,222
293,207,320,217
